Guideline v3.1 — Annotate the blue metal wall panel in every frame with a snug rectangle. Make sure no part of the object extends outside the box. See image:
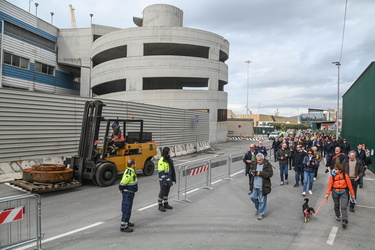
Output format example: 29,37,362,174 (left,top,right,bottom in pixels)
2,64,80,91
0,12,57,42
